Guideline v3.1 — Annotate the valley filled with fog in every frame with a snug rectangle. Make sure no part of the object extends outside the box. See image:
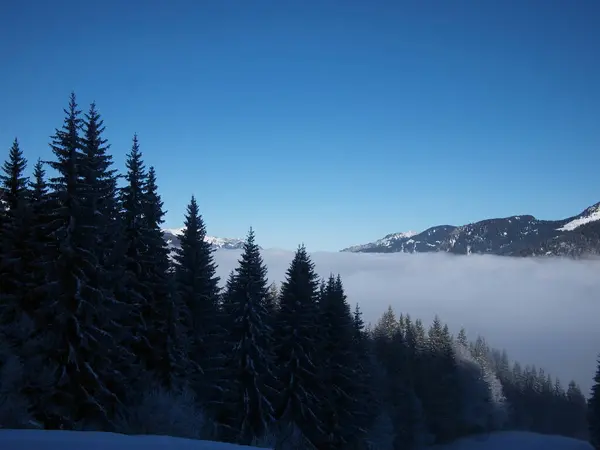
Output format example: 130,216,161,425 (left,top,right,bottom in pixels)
215,249,600,393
